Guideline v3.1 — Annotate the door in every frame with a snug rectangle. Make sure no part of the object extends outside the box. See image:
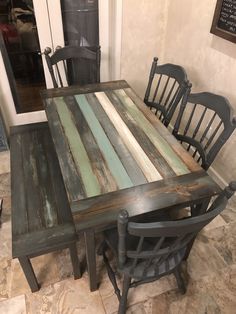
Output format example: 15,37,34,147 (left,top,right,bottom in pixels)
0,0,122,126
